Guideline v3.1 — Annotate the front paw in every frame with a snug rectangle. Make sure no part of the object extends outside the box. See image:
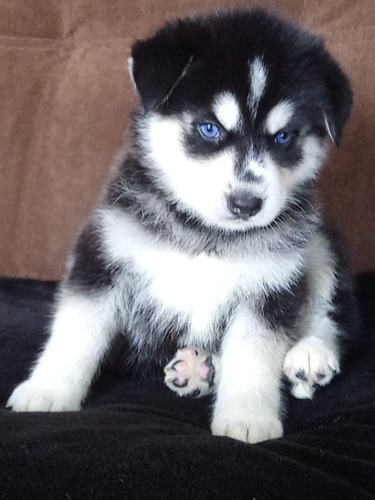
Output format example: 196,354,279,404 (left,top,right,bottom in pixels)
164,347,219,398
6,380,82,412
283,337,340,399
211,409,283,444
